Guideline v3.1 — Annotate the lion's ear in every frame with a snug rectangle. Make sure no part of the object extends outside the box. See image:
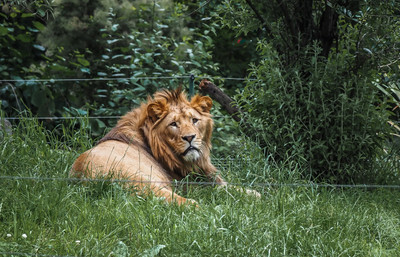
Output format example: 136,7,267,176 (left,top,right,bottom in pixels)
147,101,168,122
191,95,213,113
